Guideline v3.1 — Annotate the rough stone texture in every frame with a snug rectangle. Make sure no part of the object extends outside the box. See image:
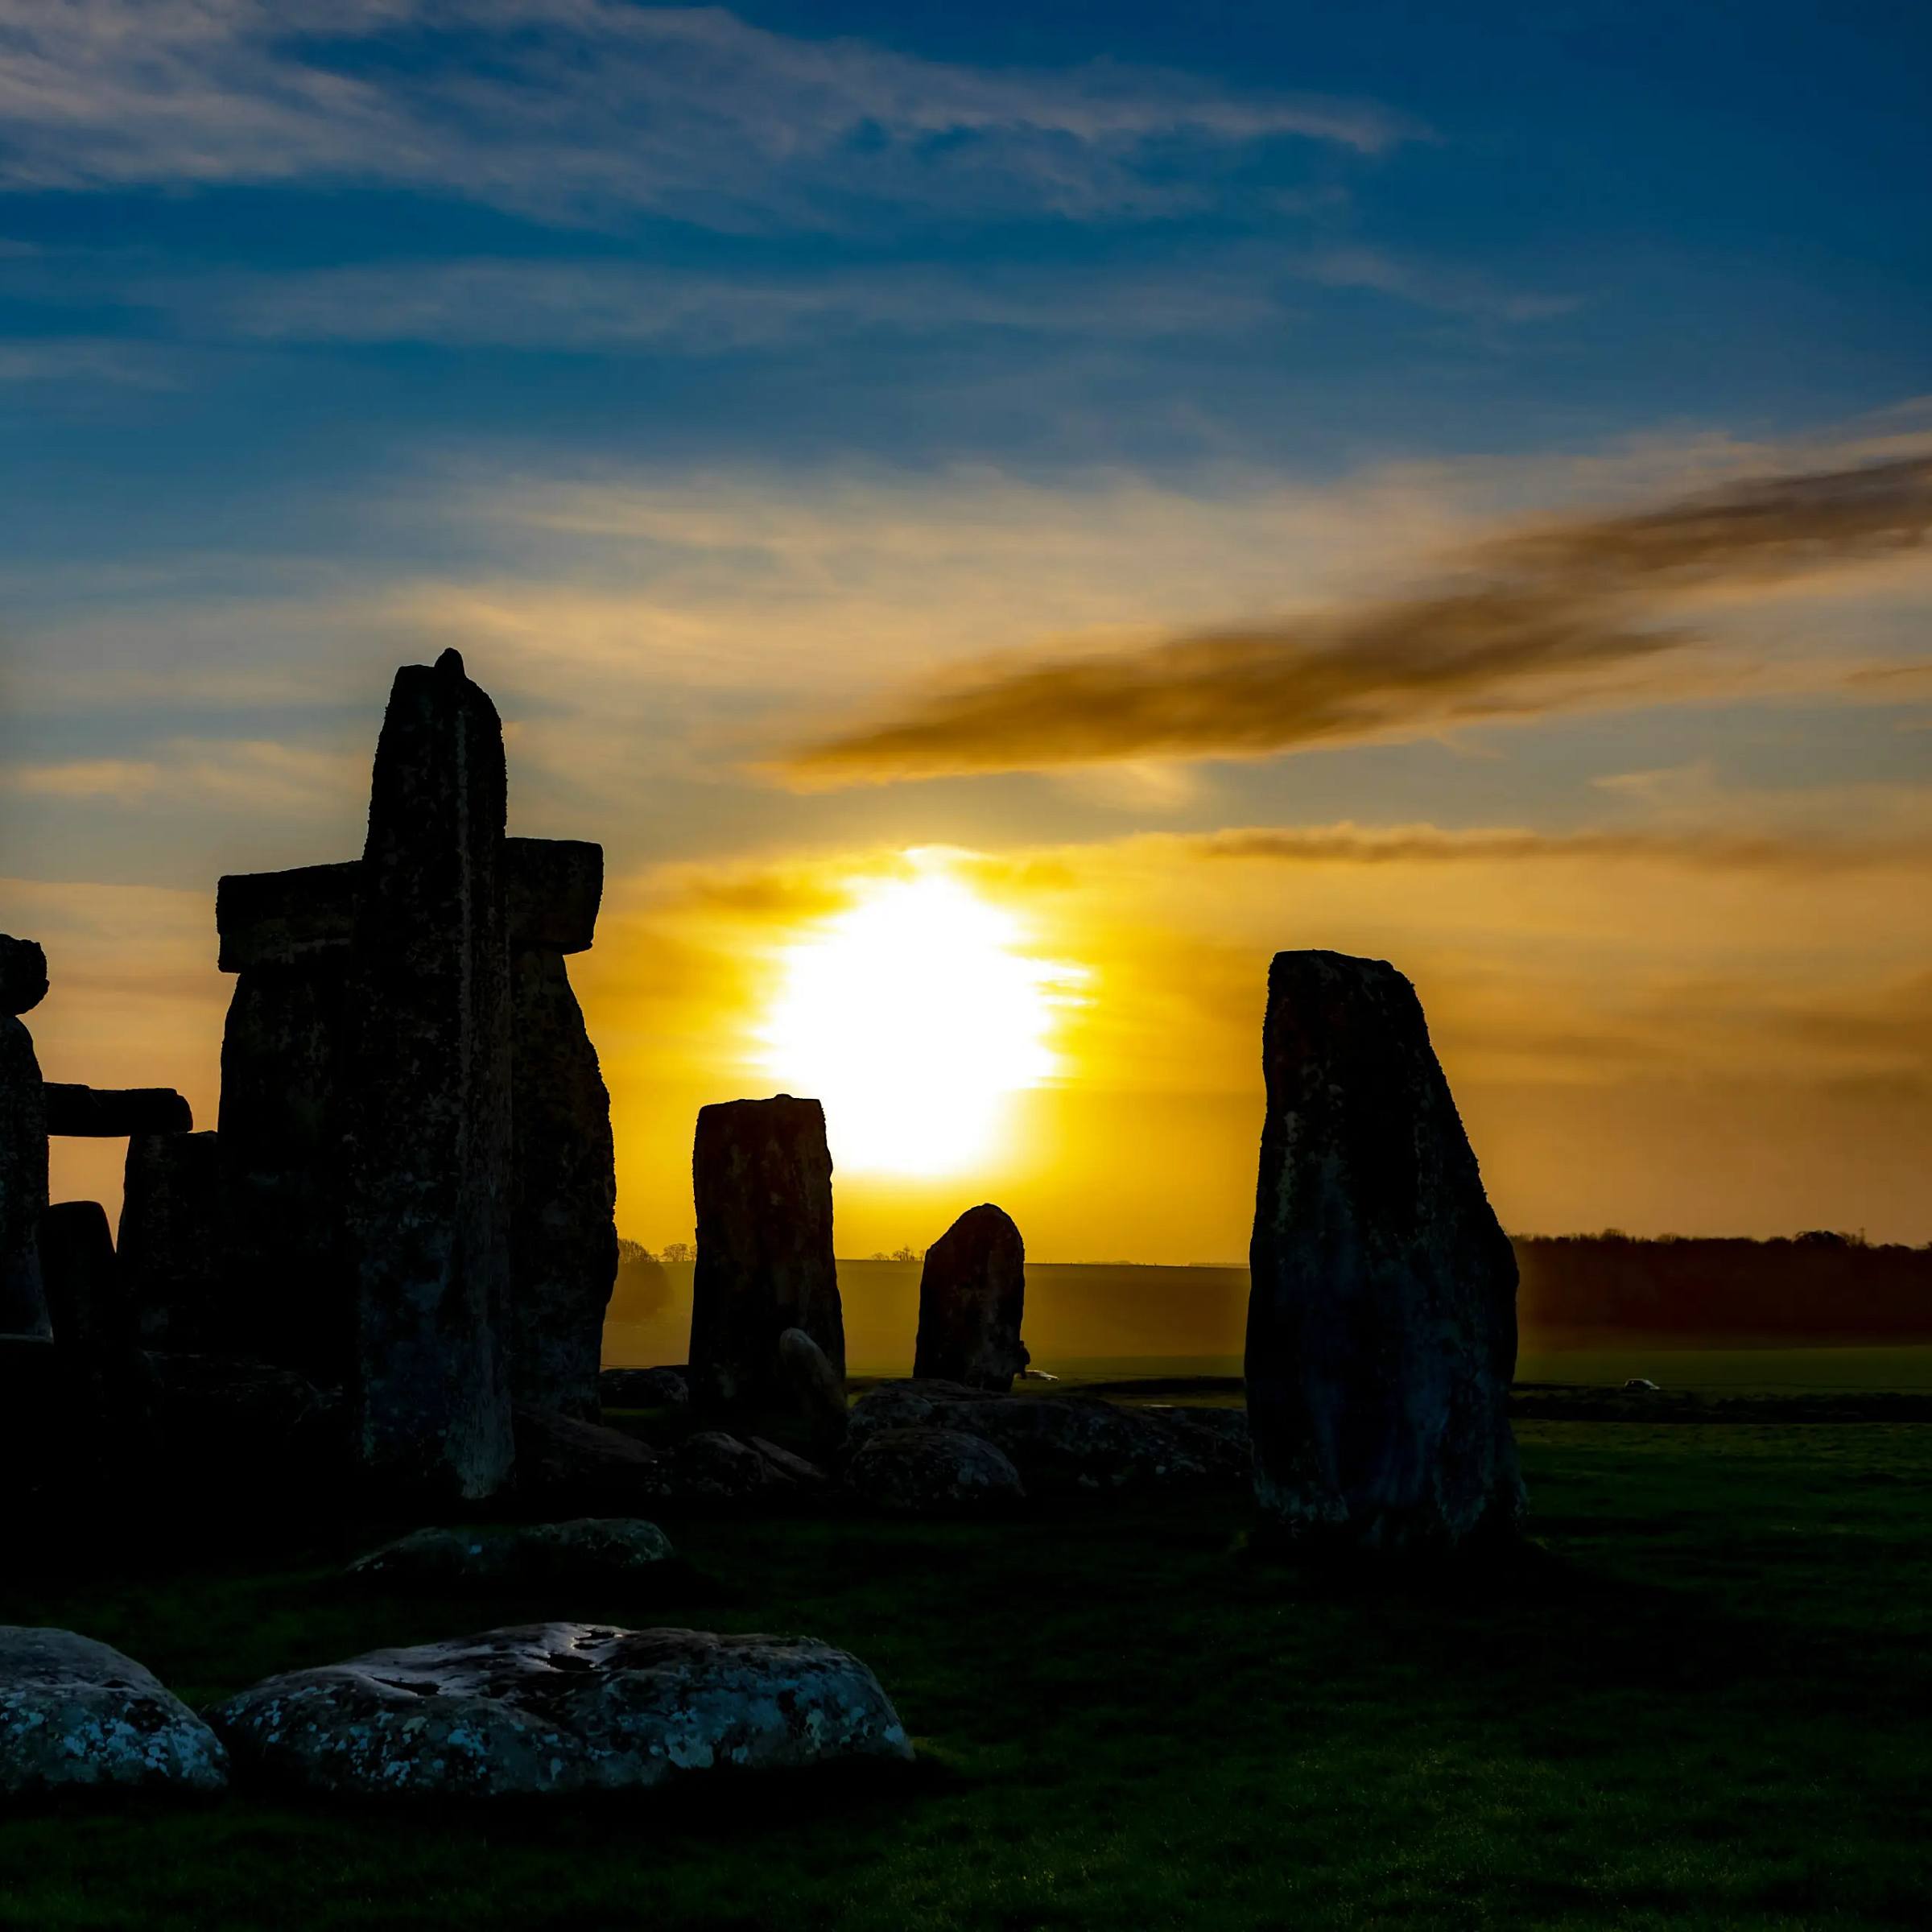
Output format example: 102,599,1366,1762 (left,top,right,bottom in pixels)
341,650,514,1501
913,1203,1029,1393
847,1381,1239,1496
1246,950,1523,1554
216,862,360,973
513,1402,667,1512
118,1132,225,1351
745,1437,828,1487
0,1628,228,1796
670,1430,795,1505
846,1427,1026,1517
509,947,617,1420
0,1014,49,1336
689,1096,842,1411
217,958,351,1380
218,842,597,972
209,1622,912,1798
506,839,603,955
348,1519,675,1589
777,1326,848,1455
42,1085,192,1137
0,936,47,1017
600,1366,690,1410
